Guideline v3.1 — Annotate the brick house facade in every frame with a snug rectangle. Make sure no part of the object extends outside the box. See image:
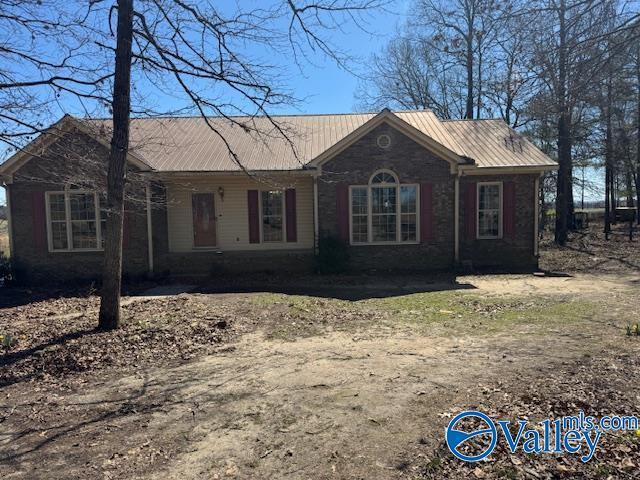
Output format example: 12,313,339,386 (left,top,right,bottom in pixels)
0,110,556,282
